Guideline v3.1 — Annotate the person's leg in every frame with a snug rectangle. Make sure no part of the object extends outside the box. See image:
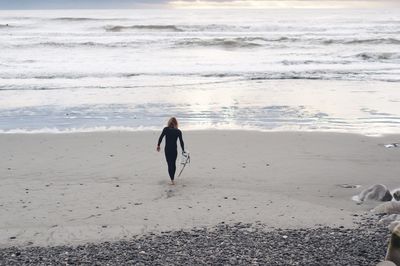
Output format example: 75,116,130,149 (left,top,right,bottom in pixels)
165,149,177,183
170,150,177,180
167,157,174,180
